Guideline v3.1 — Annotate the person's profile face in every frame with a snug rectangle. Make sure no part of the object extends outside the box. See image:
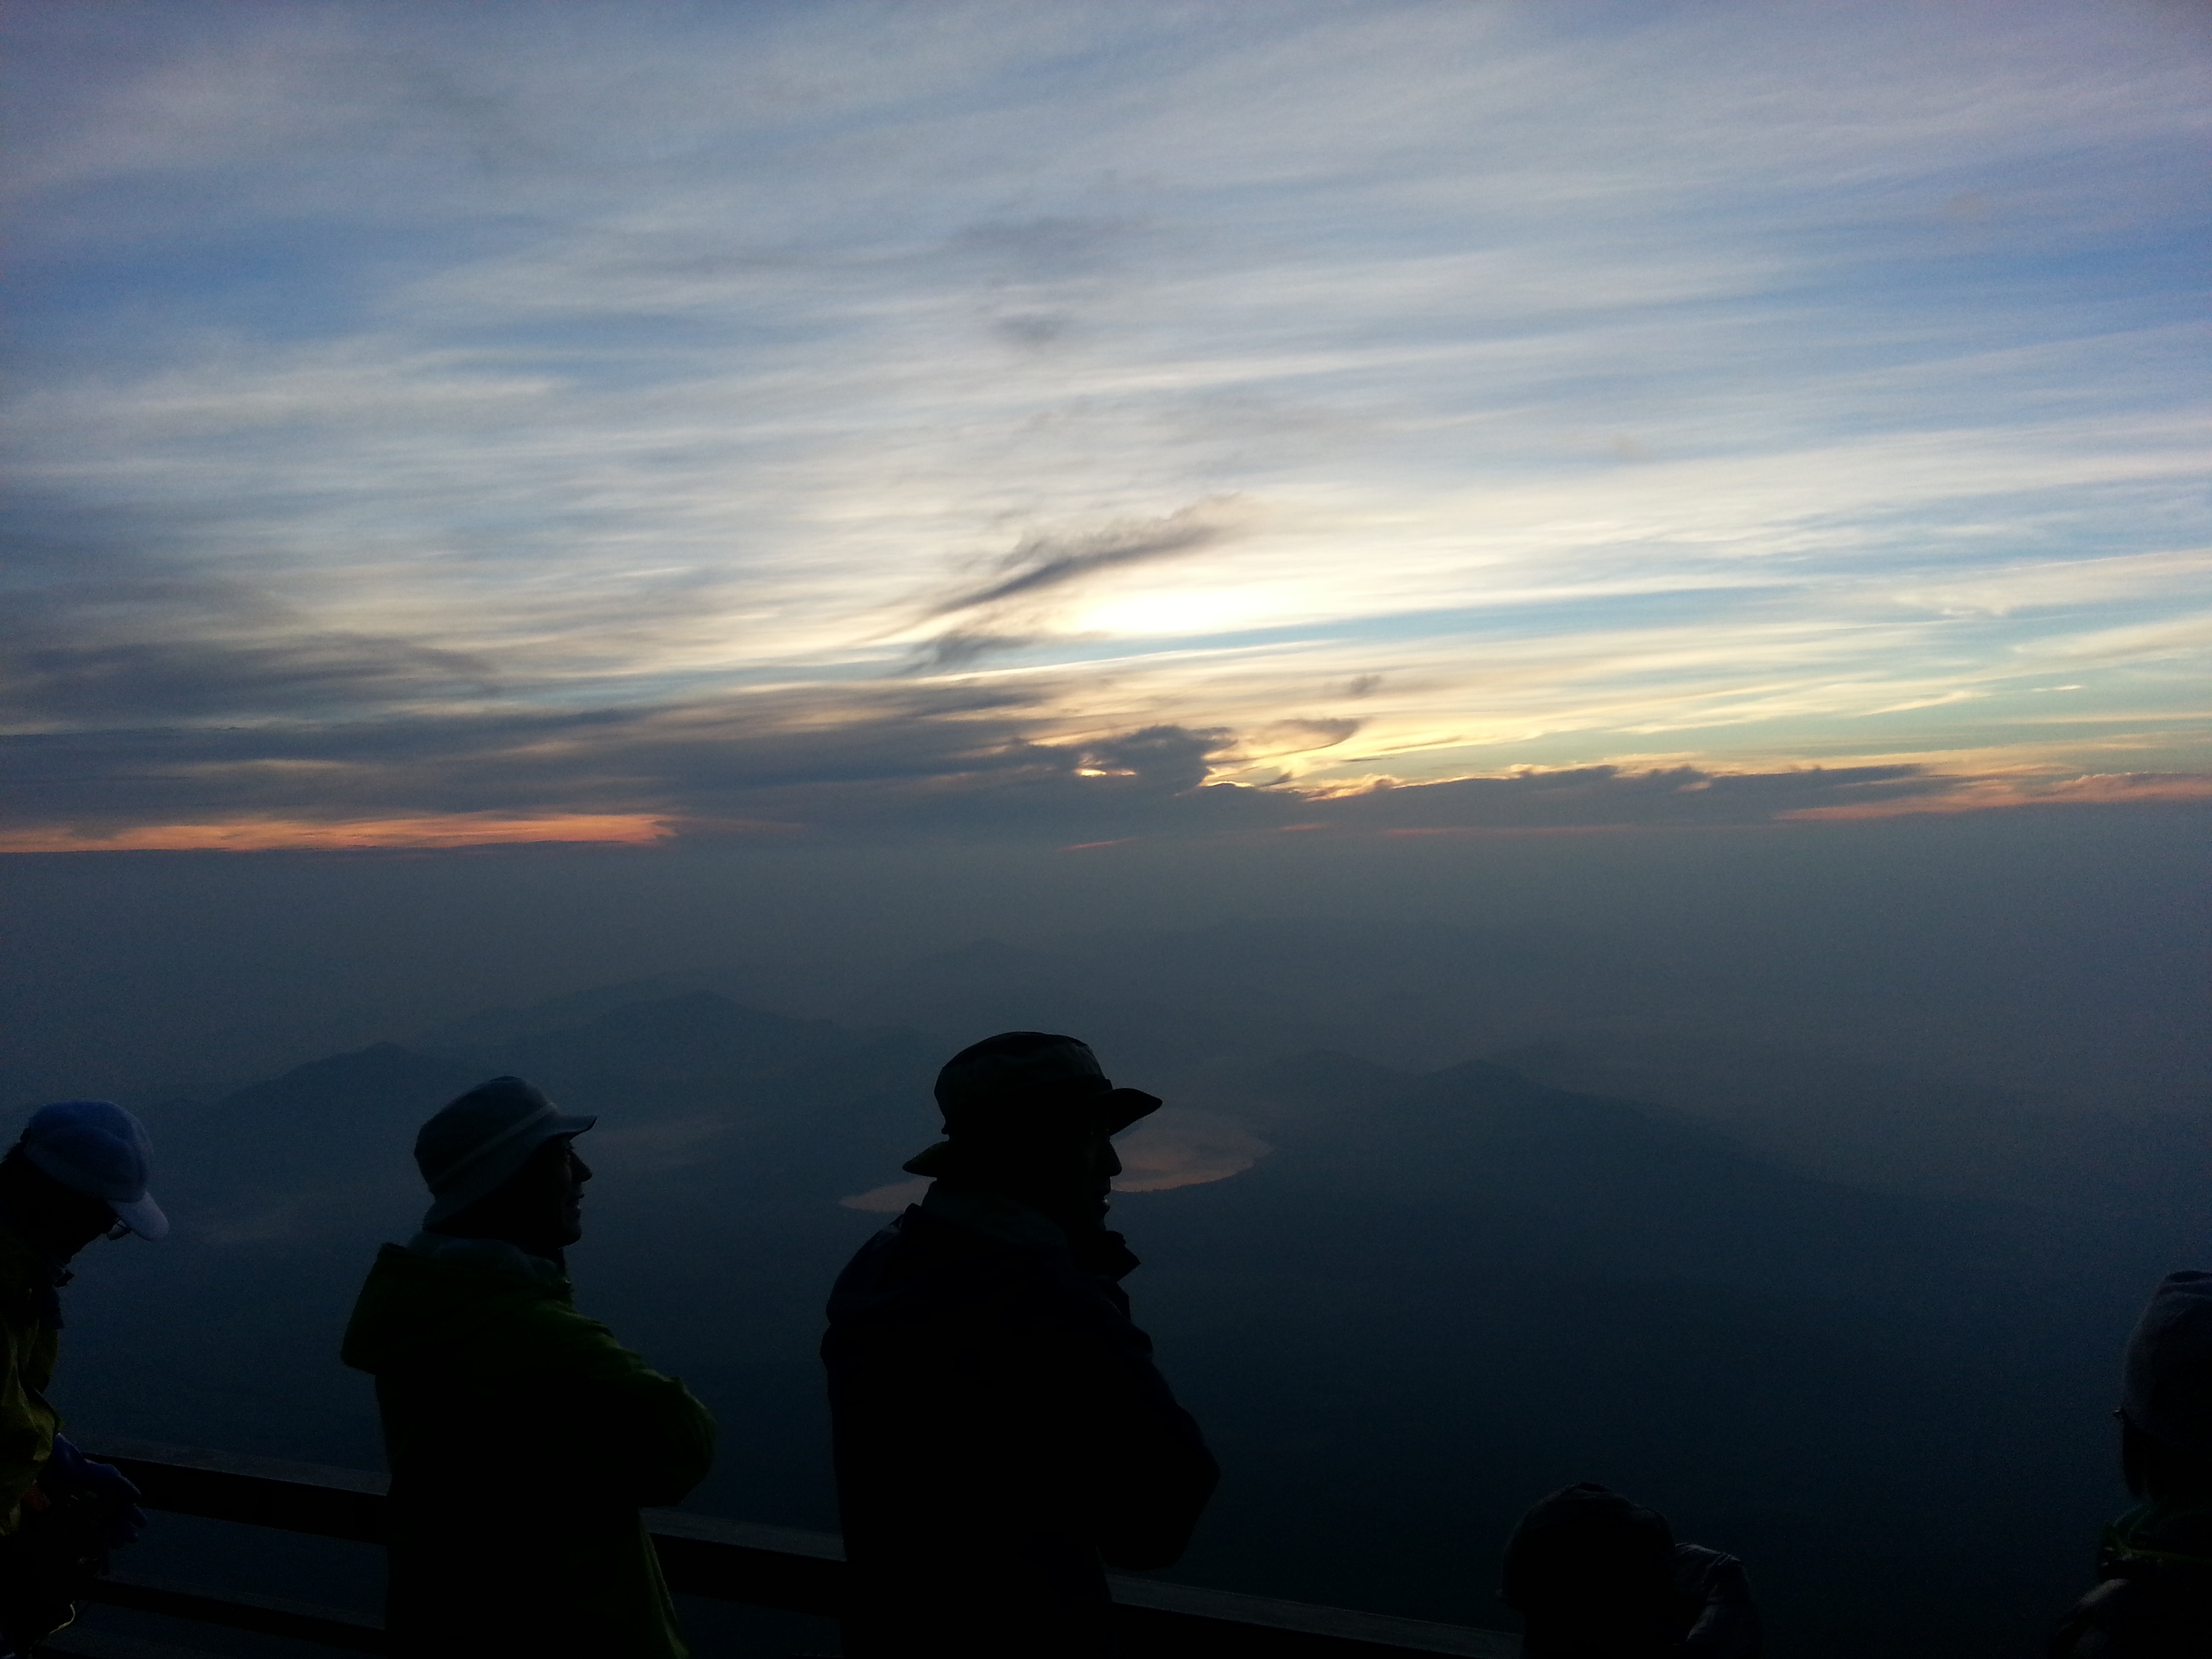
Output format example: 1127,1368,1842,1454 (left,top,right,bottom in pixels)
1064,1126,1122,1223
1085,1129,1122,1193
523,1134,592,1247
4,1154,126,1261
49,1189,125,1259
